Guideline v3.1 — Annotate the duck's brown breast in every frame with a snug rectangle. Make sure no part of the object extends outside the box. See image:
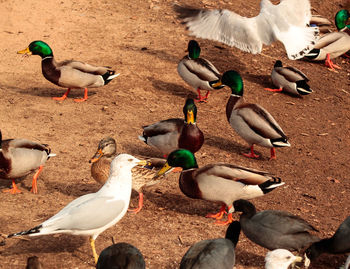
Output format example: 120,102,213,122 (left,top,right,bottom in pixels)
91,158,111,185
178,124,204,153
179,170,202,199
